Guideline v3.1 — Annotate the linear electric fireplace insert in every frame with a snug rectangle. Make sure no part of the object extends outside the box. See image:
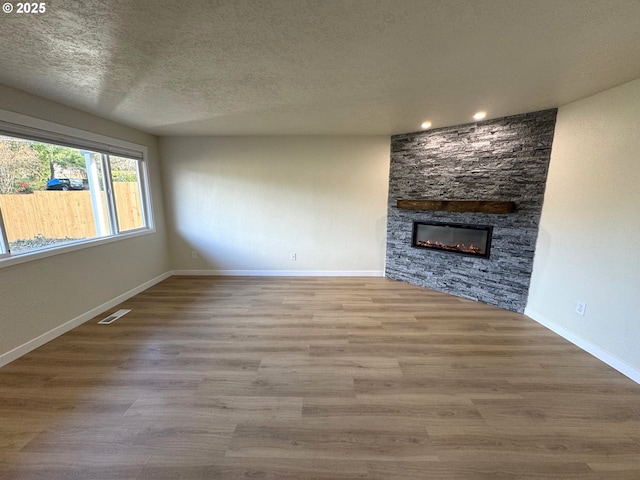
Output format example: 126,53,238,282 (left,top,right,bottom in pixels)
412,221,493,258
